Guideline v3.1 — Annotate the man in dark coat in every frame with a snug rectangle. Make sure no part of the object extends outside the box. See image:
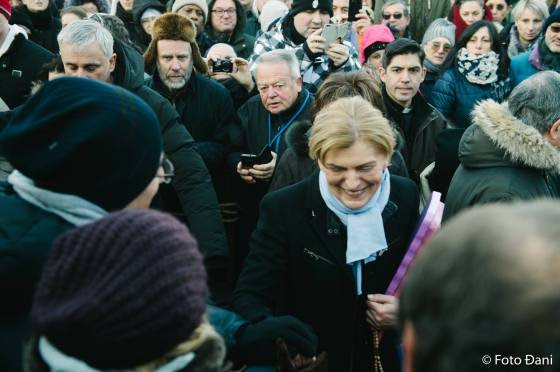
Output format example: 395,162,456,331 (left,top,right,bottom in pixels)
58,20,232,304
380,38,447,183
144,14,239,183
443,70,560,221
0,2,53,109
0,77,164,371
200,0,255,59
